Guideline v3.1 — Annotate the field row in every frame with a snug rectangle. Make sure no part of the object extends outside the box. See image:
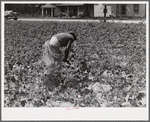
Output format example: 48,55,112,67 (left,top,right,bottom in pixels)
4,21,146,107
